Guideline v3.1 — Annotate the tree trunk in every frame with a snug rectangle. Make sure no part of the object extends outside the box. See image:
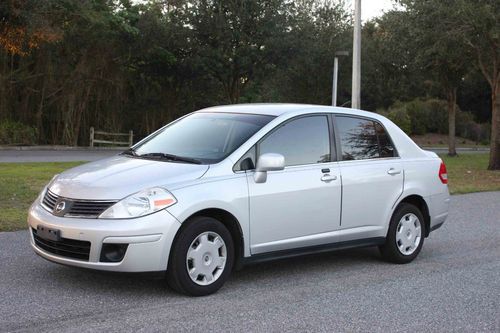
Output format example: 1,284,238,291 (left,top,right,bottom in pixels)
447,88,457,157
36,83,45,142
488,77,500,170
